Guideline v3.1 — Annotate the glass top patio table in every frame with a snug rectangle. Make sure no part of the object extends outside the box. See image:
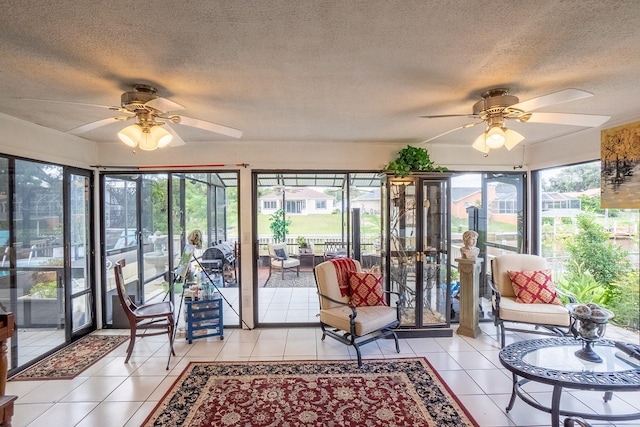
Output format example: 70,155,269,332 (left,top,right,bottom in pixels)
499,337,640,427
